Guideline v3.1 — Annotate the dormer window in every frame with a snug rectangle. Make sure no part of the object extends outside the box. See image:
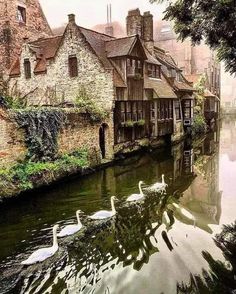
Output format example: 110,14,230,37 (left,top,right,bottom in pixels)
68,56,78,77
127,58,143,77
17,6,26,23
24,59,31,79
147,64,161,79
